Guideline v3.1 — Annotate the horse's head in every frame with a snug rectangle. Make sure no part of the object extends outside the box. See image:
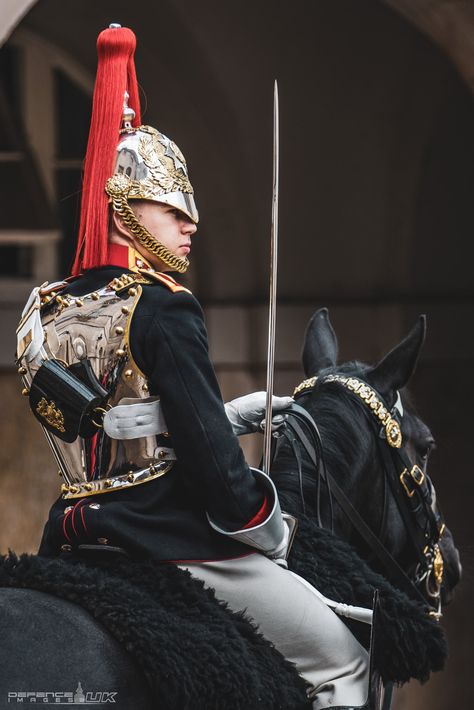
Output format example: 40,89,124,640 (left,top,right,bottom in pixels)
281,308,461,608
